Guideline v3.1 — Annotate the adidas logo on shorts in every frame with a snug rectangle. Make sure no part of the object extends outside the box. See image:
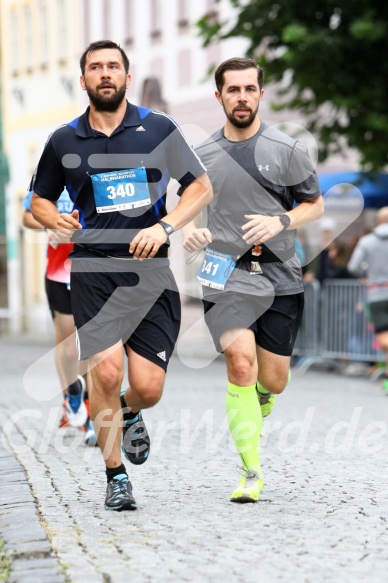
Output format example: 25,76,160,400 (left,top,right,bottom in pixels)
157,351,166,362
